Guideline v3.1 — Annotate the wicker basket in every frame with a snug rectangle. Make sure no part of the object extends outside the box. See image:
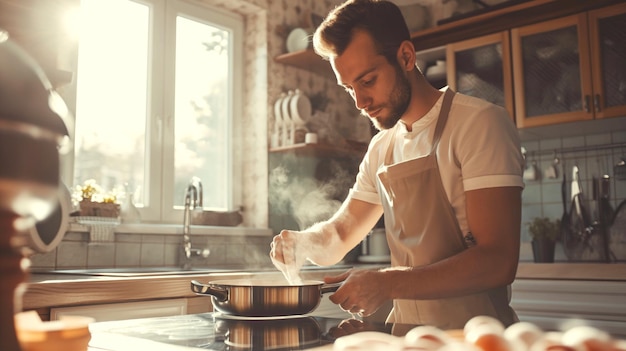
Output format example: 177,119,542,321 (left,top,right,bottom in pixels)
79,200,120,218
